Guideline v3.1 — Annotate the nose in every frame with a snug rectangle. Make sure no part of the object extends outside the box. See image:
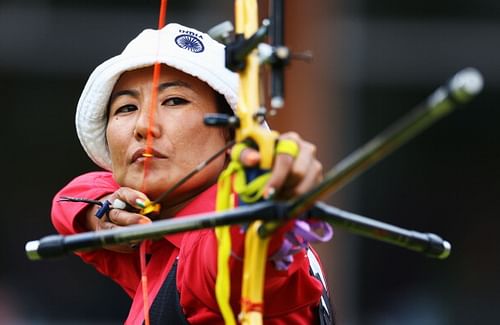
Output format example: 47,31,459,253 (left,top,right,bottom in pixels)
134,104,161,141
